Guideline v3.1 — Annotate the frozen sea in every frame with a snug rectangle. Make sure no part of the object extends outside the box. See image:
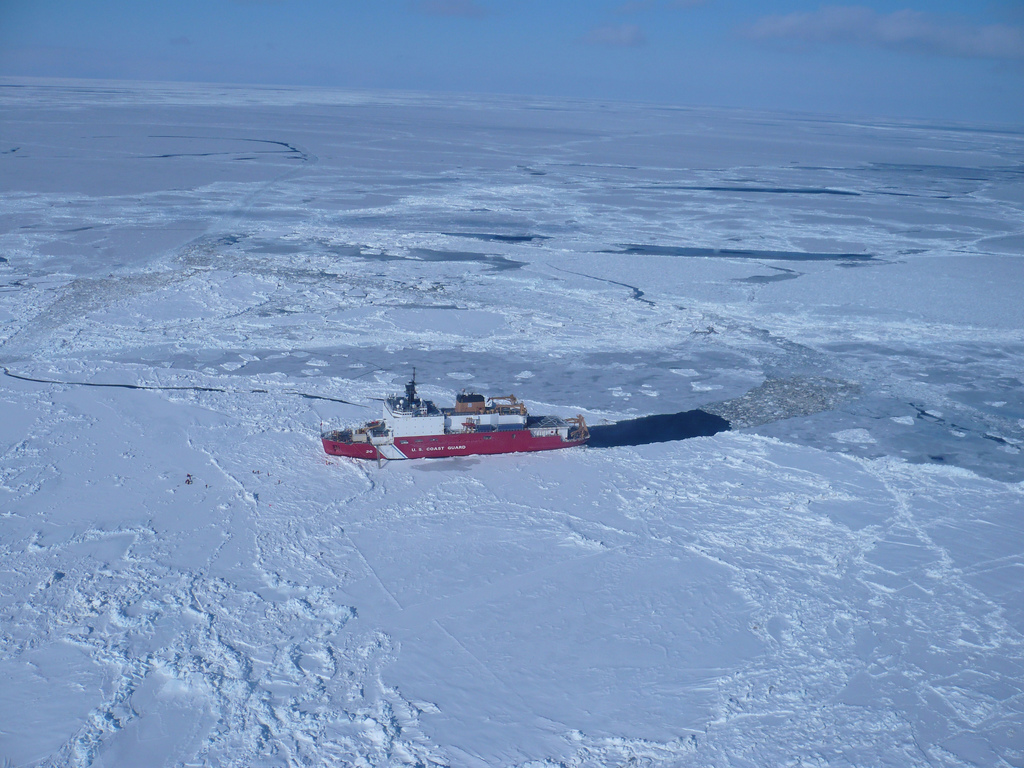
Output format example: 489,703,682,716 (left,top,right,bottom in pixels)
1,78,1023,767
